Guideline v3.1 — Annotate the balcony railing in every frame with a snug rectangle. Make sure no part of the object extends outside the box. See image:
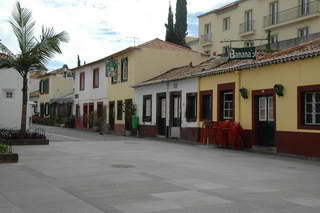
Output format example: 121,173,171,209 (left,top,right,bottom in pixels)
239,20,255,35
200,33,212,45
264,0,320,28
